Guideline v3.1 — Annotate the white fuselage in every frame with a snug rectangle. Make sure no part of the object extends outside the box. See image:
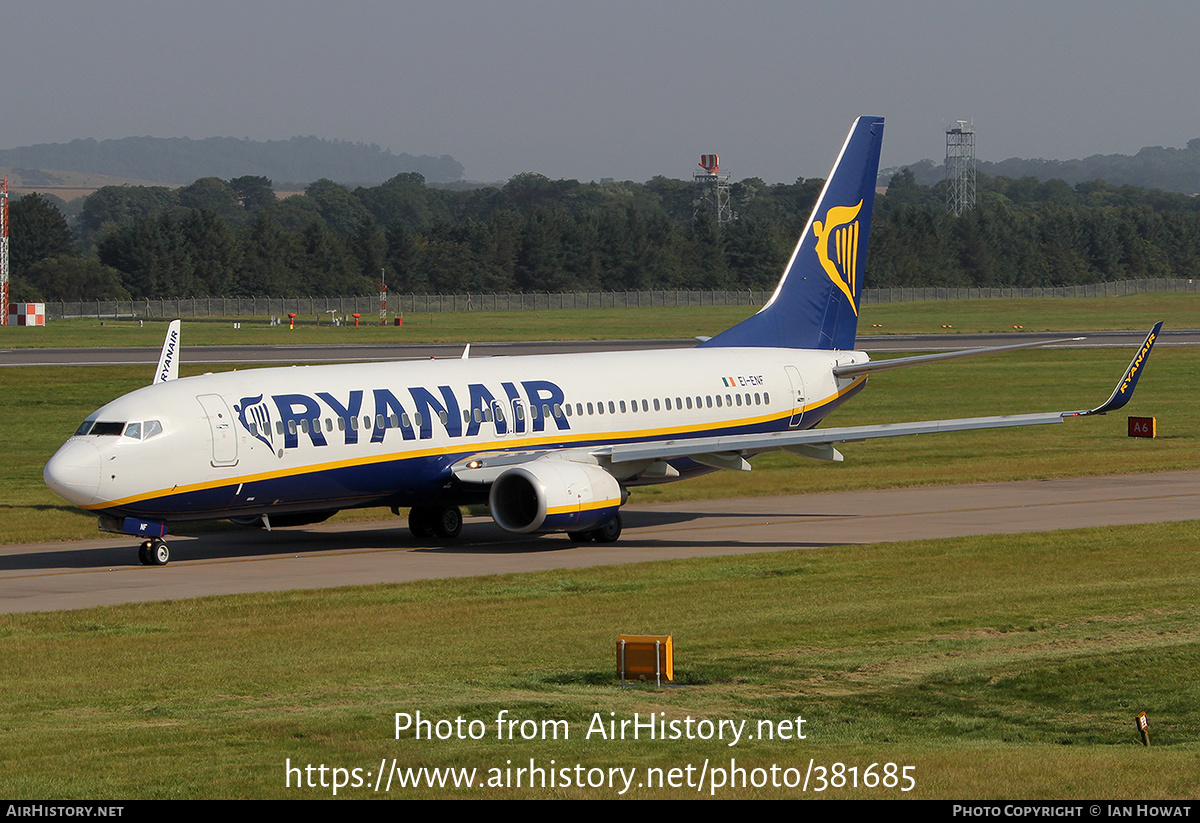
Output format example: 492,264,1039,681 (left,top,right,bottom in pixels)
45,346,869,523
